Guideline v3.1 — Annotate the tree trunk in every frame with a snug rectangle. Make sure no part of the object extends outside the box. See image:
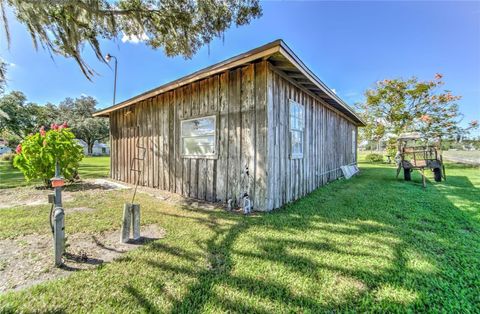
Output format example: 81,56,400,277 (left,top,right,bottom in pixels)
87,140,94,155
